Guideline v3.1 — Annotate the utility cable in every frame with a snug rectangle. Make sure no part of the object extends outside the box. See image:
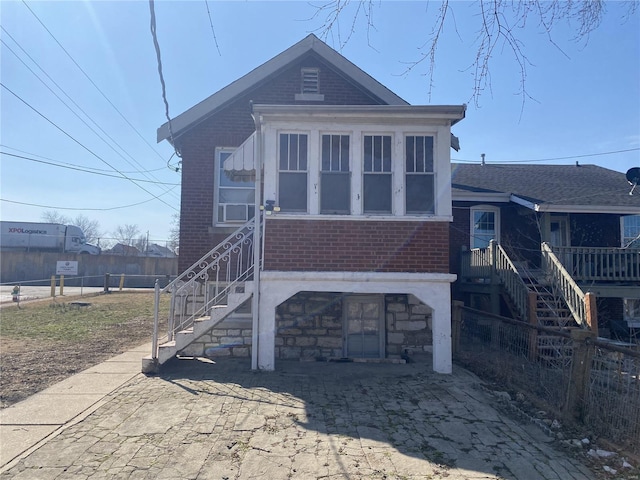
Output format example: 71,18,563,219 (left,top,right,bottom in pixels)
452,147,640,164
21,0,170,165
1,82,178,211
1,152,180,185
